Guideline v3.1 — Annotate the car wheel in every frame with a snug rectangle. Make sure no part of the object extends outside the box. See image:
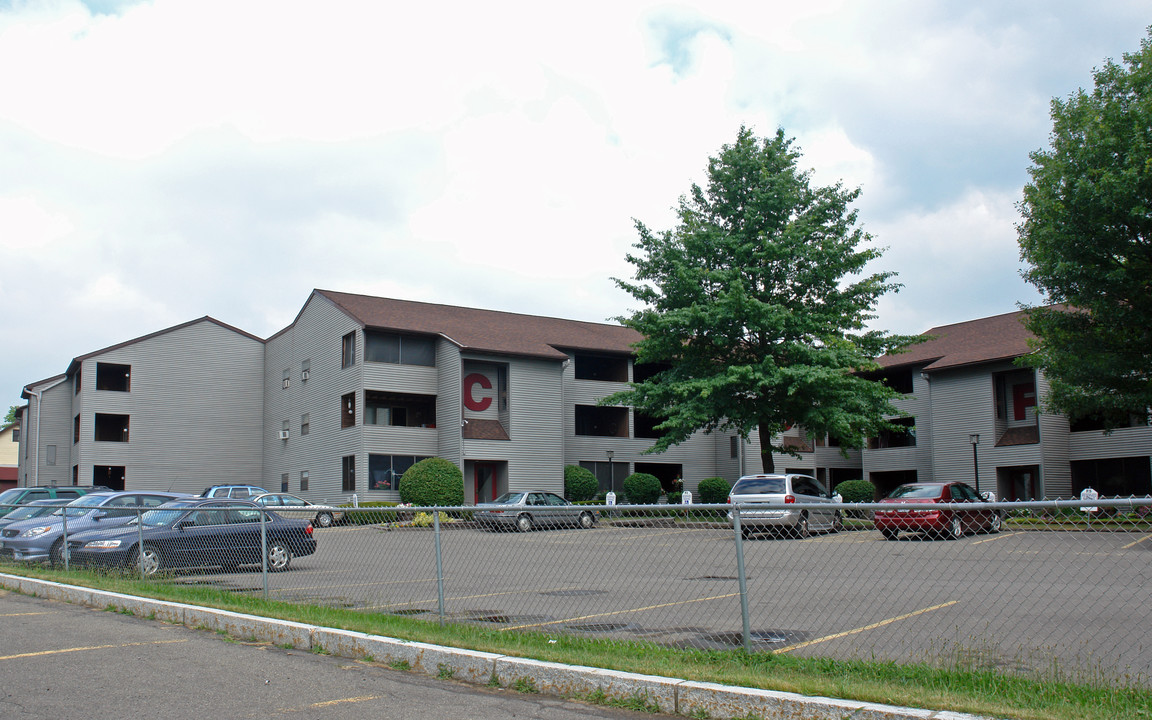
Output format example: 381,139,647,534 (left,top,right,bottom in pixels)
267,542,293,572
315,512,334,528
988,512,1002,534
50,539,67,567
578,511,594,529
881,528,899,541
132,544,163,577
948,515,963,540
794,514,810,539
515,514,533,533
